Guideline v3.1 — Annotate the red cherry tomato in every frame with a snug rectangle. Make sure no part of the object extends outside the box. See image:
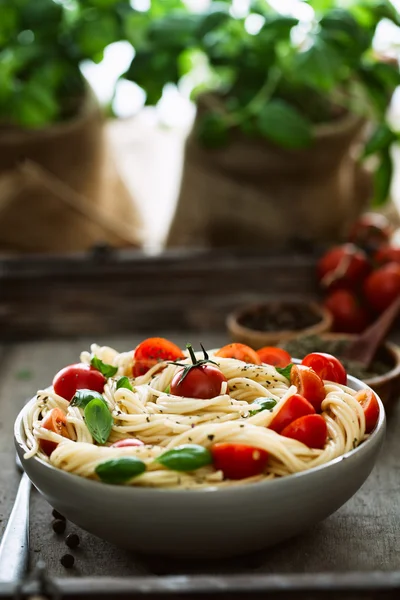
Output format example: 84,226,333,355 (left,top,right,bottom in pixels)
133,337,185,377
324,288,371,333
301,352,347,385
257,347,291,368
39,408,70,456
53,363,106,402
269,393,316,434
212,443,269,480
171,364,227,399
317,244,370,291
215,343,261,364
374,245,400,266
111,438,144,448
281,414,327,449
290,365,325,412
354,389,380,433
349,212,392,251
364,263,400,313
